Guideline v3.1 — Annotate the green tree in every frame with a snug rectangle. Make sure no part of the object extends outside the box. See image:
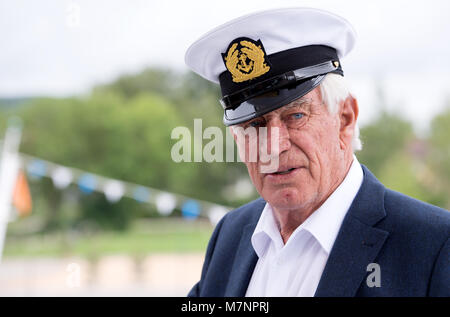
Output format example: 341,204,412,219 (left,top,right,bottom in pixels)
14,91,200,230
425,106,450,209
357,111,415,176
0,67,255,232
93,68,247,204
